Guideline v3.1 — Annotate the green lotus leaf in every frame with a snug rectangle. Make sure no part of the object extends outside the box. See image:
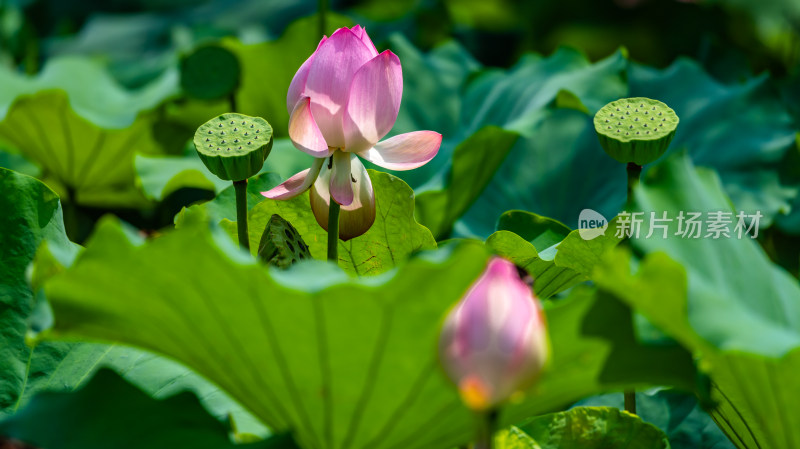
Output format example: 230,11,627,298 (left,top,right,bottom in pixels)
39,216,694,449
511,407,670,449
135,150,231,201
486,210,623,298
0,168,78,418
415,126,518,239
594,153,800,449
0,168,267,435
452,52,795,239
0,58,178,206
494,426,539,449
218,170,437,276
0,369,287,449
576,389,735,449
